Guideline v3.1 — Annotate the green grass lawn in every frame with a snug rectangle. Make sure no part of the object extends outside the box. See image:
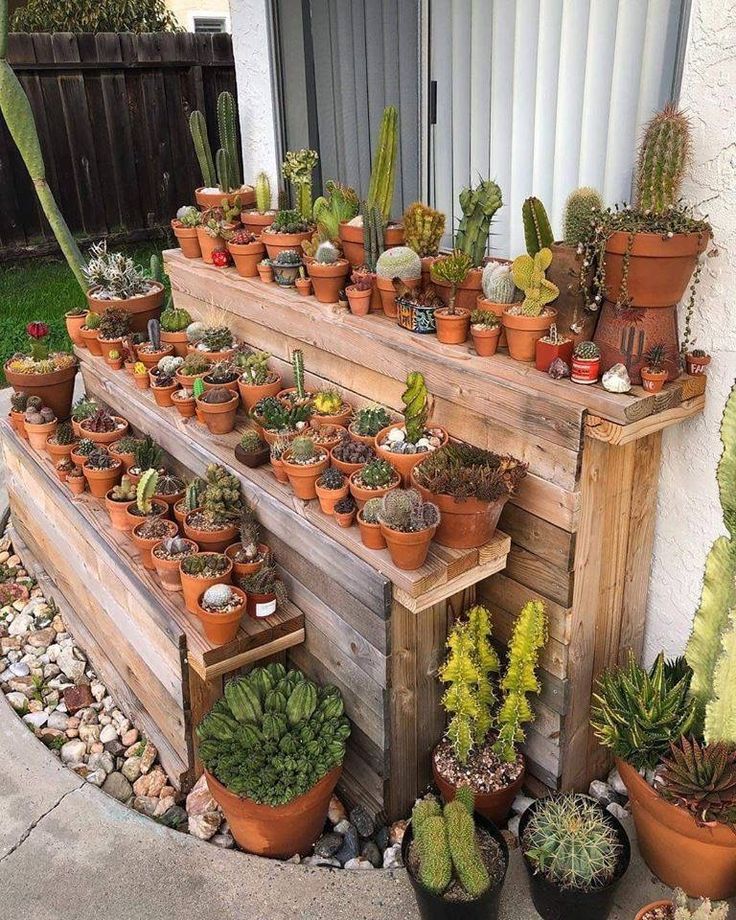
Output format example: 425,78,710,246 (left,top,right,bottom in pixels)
0,242,167,386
